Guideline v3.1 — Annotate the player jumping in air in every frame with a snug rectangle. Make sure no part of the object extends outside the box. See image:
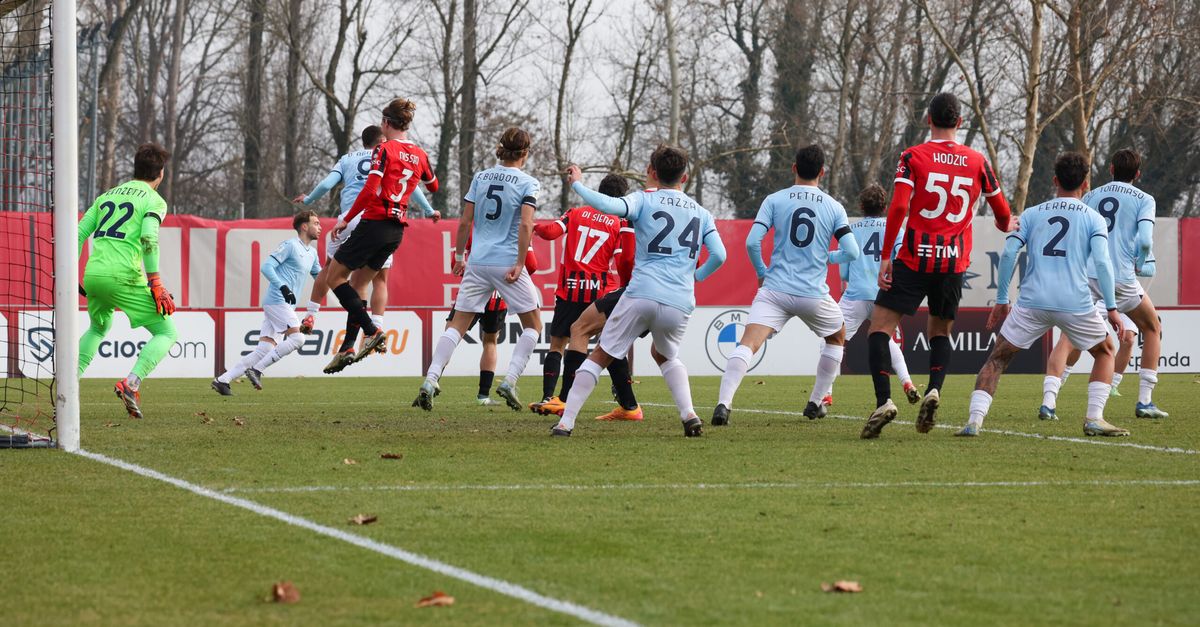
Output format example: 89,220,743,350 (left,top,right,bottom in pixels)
529,173,640,420
958,152,1129,438
712,144,859,426
77,143,178,419
556,145,727,437
293,125,438,337
860,93,1015,439
1042,149,1167,420
322,99,438,374
211,211,322,395
415,127,543,411
823,184,920,408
